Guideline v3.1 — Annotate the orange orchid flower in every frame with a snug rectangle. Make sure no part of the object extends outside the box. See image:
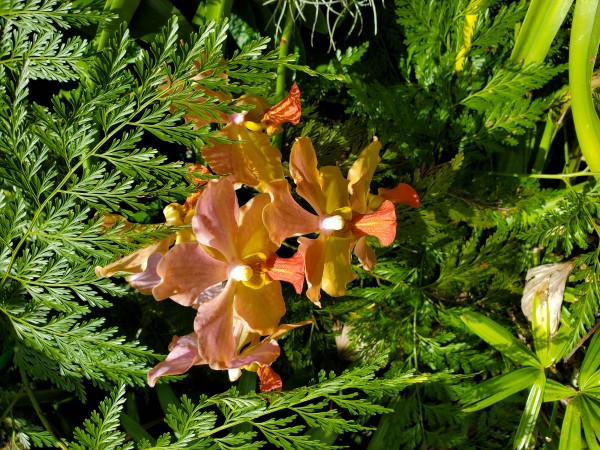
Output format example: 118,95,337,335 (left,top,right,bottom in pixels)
150,177,304,369
201,83,301,191
147,318,313,391
95,169,210,291
264,137,419,304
